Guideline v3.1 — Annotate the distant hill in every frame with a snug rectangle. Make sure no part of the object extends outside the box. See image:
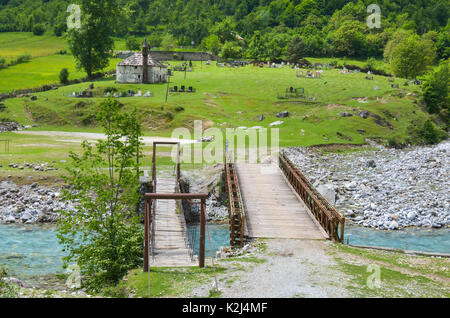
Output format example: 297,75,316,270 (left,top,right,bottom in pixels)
0,0,448,61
